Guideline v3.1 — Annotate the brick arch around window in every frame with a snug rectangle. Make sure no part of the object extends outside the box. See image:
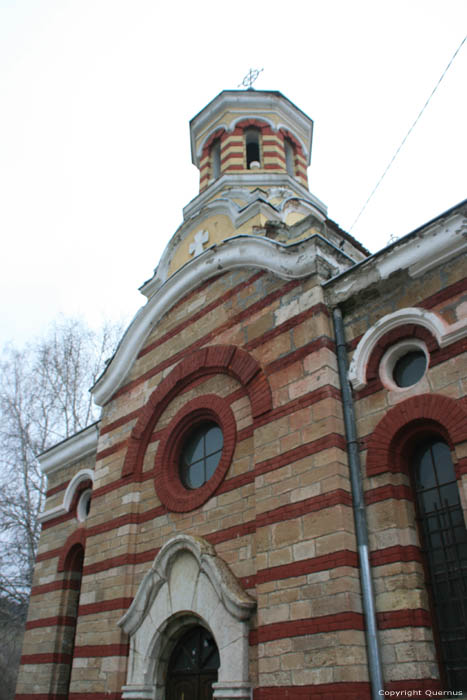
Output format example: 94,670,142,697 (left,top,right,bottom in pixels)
279,127,304,157
122,345,272,478
57,529,87,573
231,117,273,135
366,394,467,478
200,127,227,160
